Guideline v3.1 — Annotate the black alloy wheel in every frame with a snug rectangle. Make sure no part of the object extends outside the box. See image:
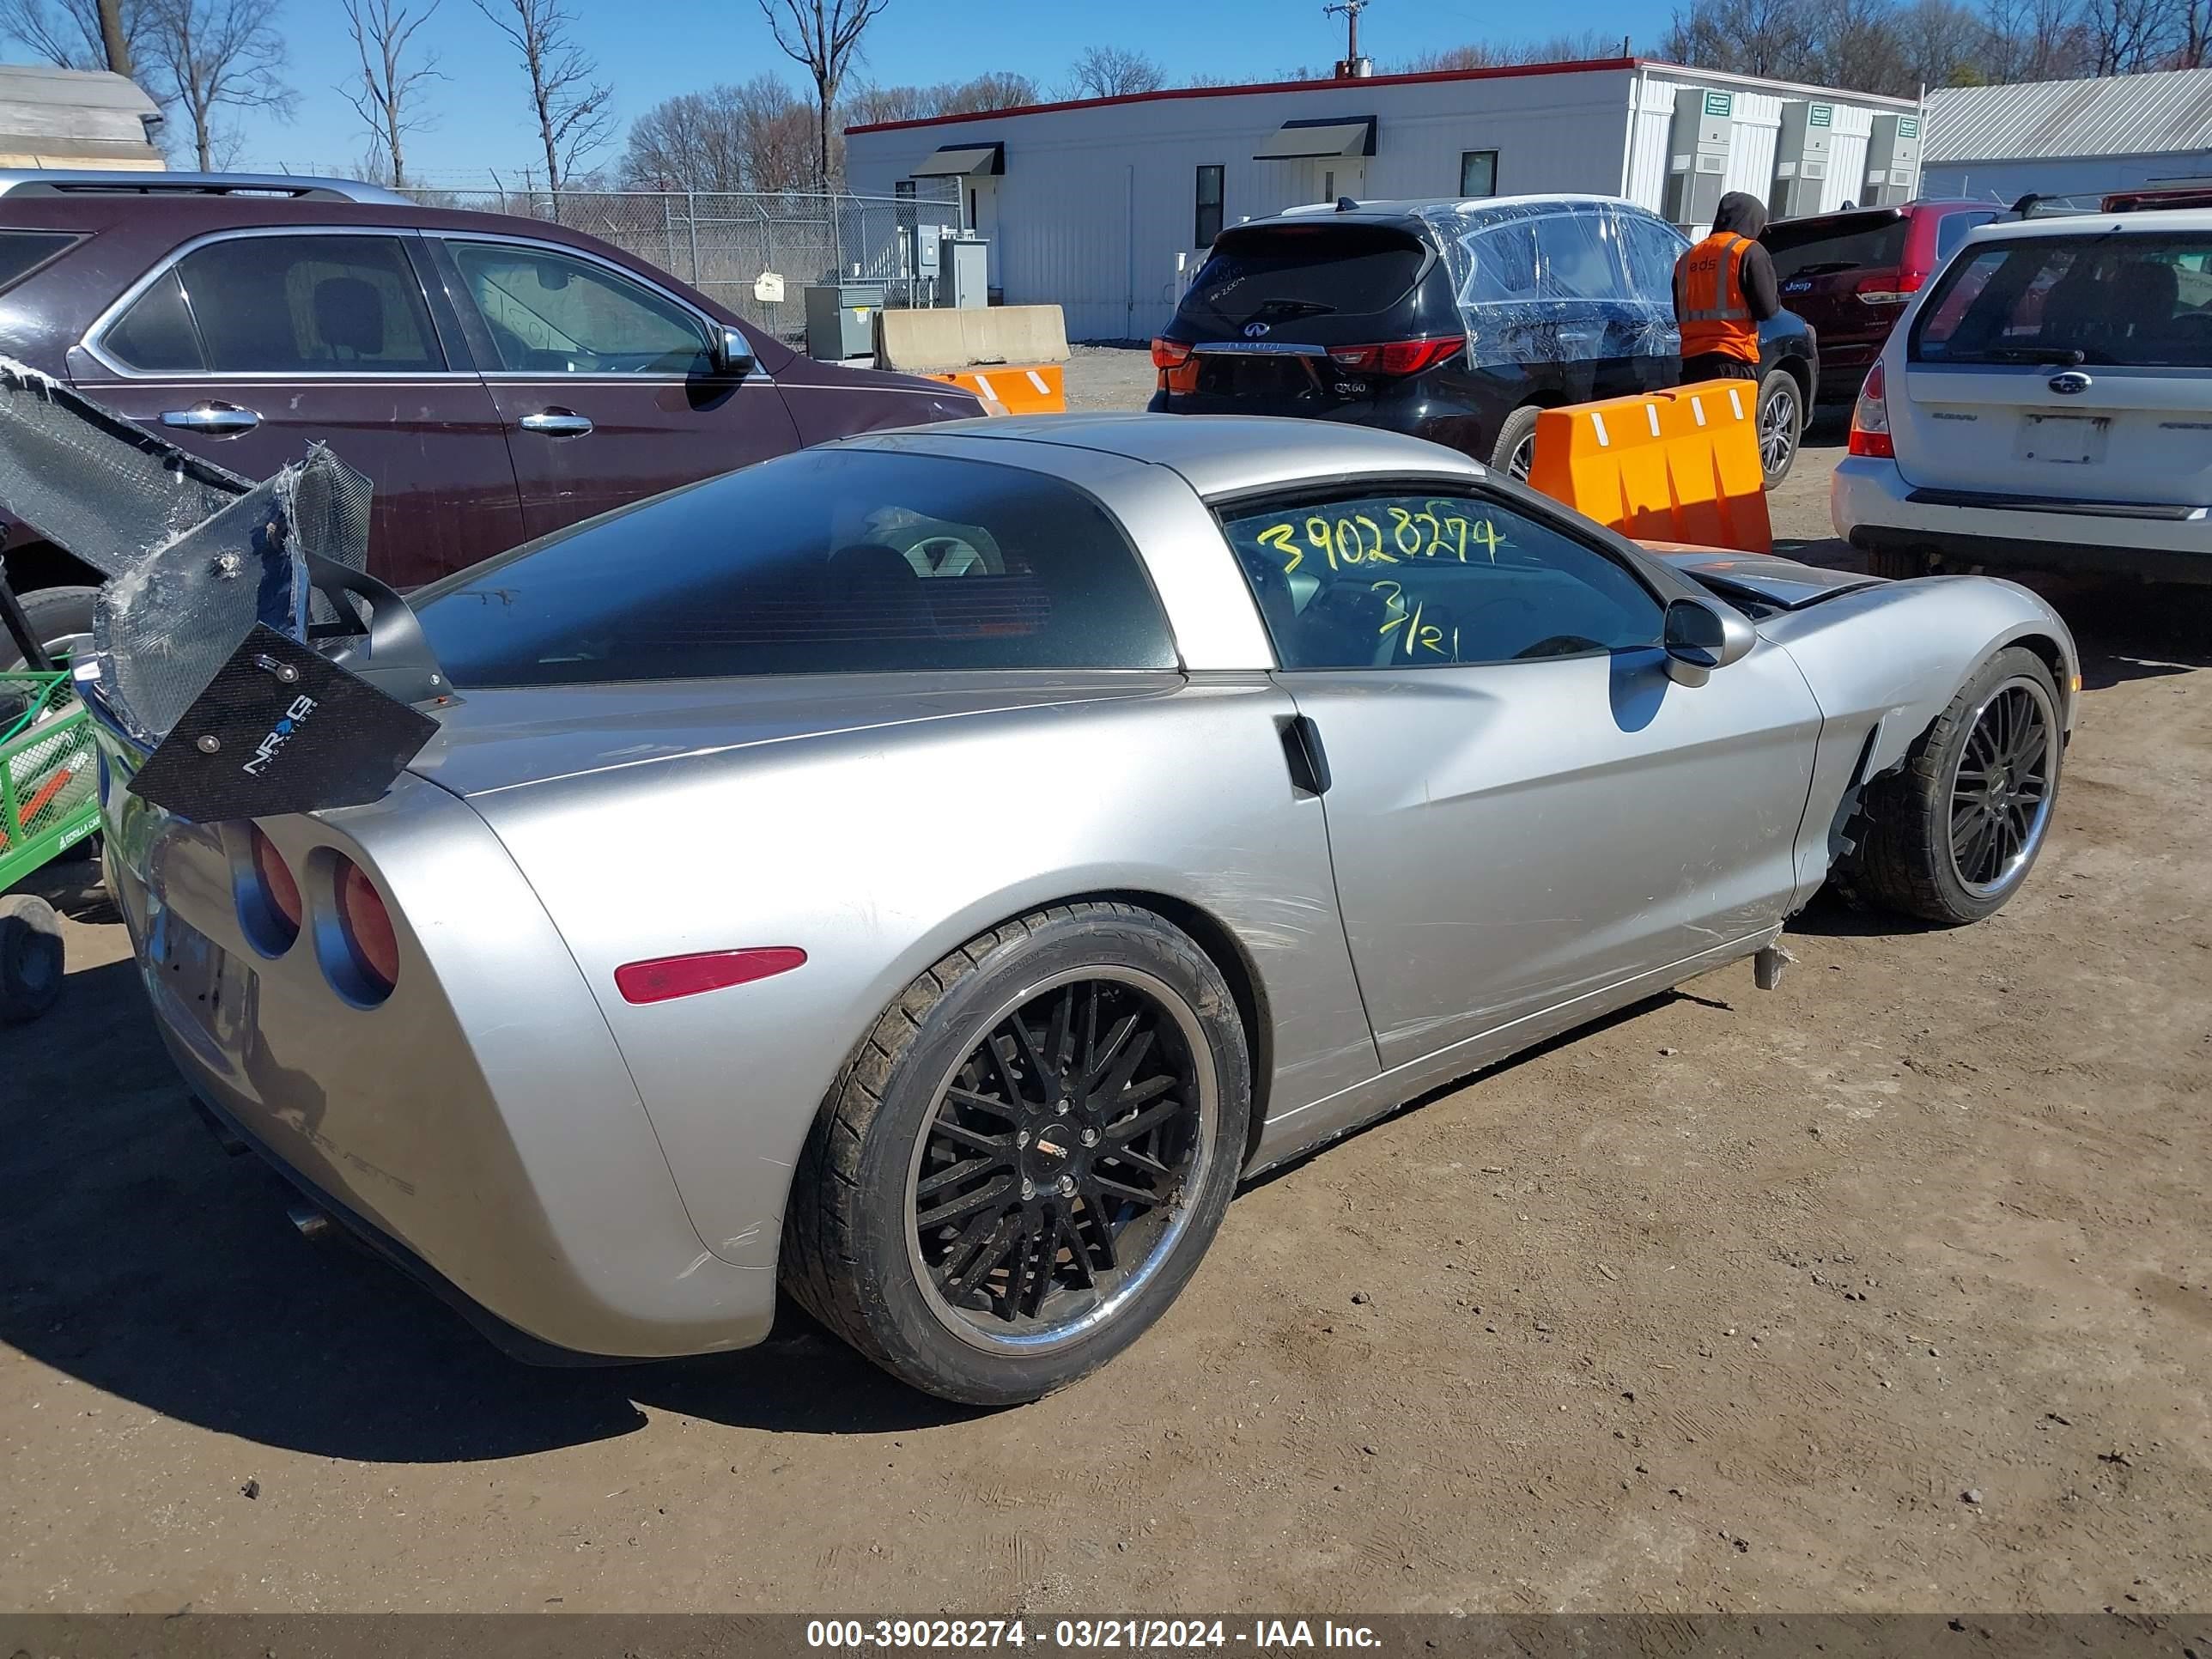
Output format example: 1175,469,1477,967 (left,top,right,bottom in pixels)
906,969,1211,1350
1948,680,2054,896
